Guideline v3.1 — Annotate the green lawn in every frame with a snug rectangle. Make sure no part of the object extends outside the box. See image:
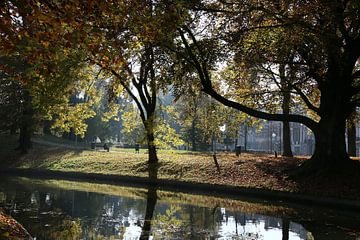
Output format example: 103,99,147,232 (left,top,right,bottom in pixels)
1,134,273,186
5,134,360,201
